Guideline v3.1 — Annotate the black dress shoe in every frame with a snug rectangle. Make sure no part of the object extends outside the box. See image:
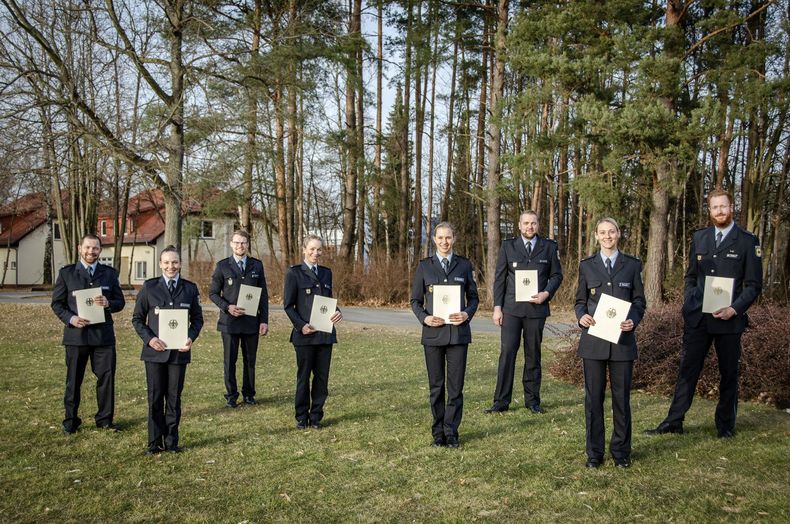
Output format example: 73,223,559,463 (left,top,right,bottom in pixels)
431,437,446,447
527,404,545,414
296,420,308,430
97,423,122,432
243,397,256,405
310,422,322,430
644,422,683,435
446,436,460,448
225,399,238,408
62,427,77,435
613,457,631,469
166,445,182,453
717,429,735,438
585,457,602,469
145,446,164,456
484,405,508,414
